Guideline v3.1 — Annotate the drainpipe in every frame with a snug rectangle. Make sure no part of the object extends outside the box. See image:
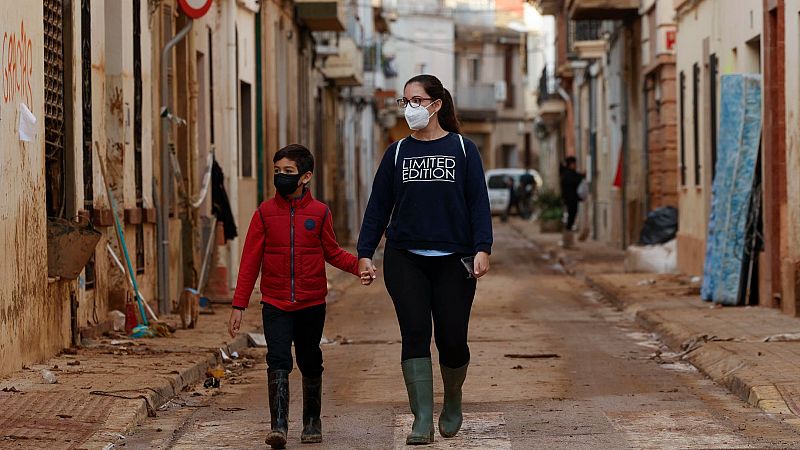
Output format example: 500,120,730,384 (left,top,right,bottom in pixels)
225,0,239,290
158,19,193,315
557,87,574,158
620,25,630,250
255,10,264,202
